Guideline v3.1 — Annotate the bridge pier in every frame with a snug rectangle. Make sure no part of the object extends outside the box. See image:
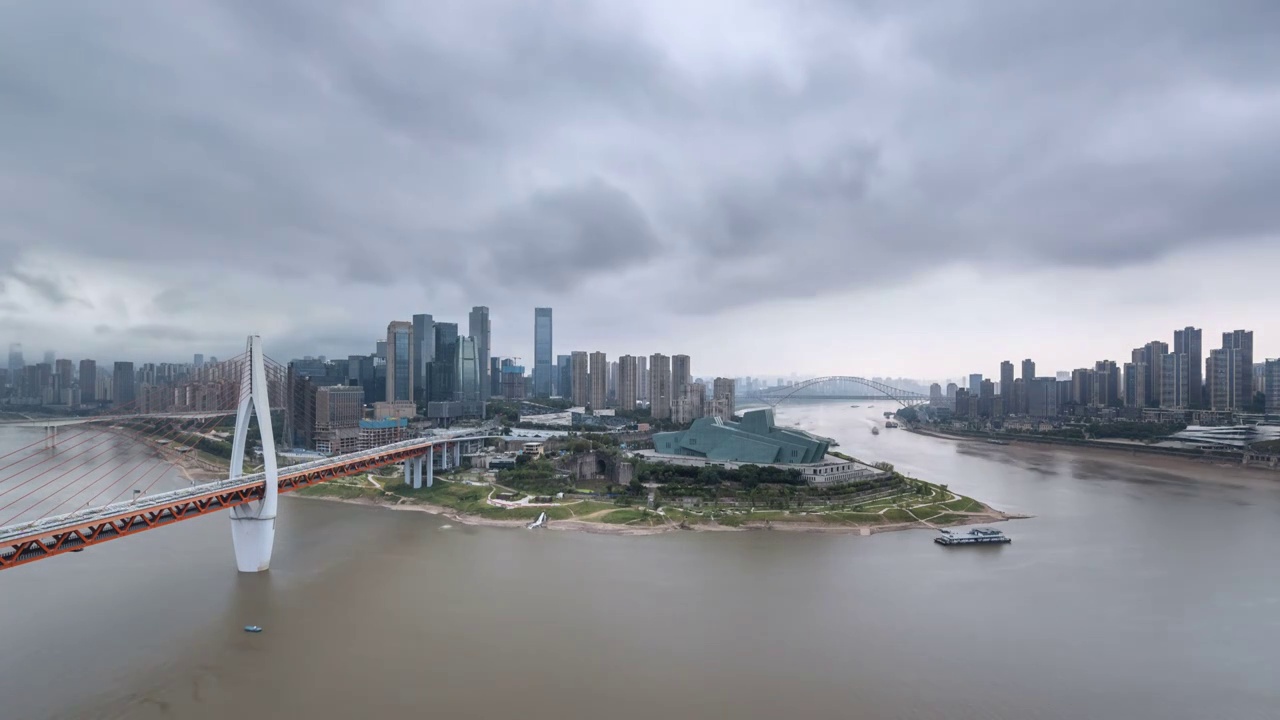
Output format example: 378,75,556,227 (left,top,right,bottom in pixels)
453,442,460,468
228,335,278,573
44,425,57,450
426,446,434,487
412,457,423,489
404,460,412,486
441,442,450,471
